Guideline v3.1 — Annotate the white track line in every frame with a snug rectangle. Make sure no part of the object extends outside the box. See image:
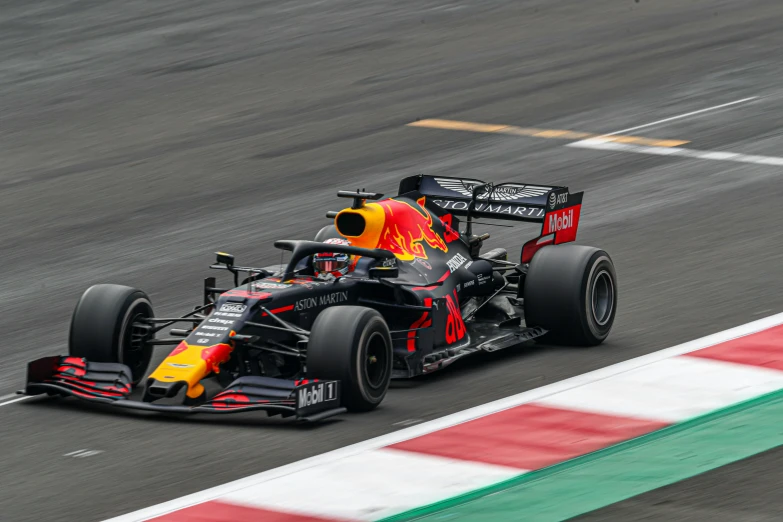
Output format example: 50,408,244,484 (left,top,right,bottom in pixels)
0,396,31,408
567,139,783,166
568,96,781,165
104,311,783,522
602,97,758,136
